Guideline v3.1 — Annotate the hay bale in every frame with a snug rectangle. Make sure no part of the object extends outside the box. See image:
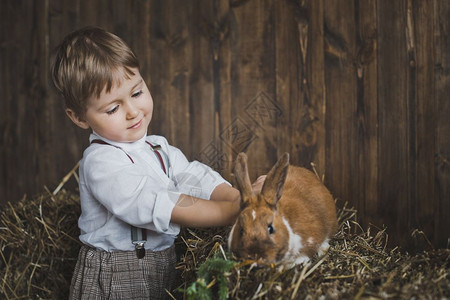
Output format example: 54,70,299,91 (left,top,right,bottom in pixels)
0,188,81,299
1,167,448,299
